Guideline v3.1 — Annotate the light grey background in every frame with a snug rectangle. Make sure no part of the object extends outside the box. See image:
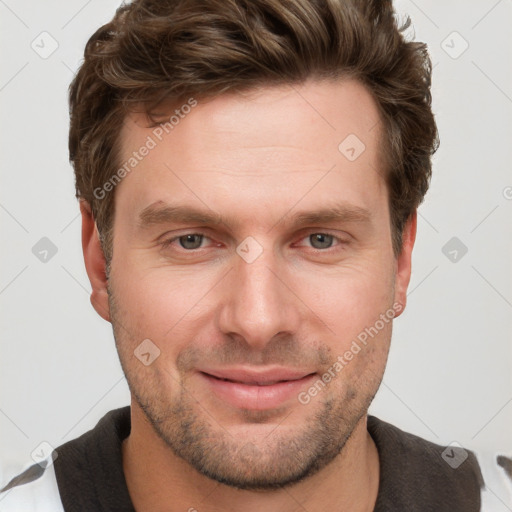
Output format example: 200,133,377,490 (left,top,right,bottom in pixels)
1,0,511,489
